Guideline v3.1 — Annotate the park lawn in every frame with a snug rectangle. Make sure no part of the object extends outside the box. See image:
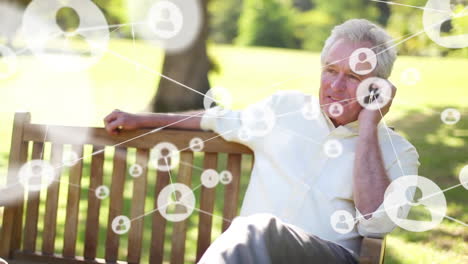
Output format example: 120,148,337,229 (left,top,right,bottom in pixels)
0,39,467,263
